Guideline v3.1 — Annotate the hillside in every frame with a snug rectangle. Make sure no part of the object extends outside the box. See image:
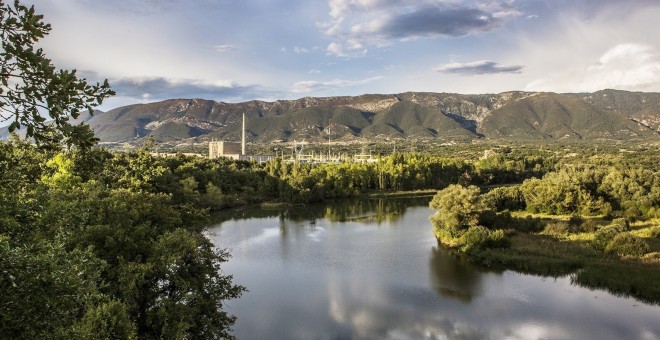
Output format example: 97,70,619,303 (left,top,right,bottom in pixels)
2,90,659,144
